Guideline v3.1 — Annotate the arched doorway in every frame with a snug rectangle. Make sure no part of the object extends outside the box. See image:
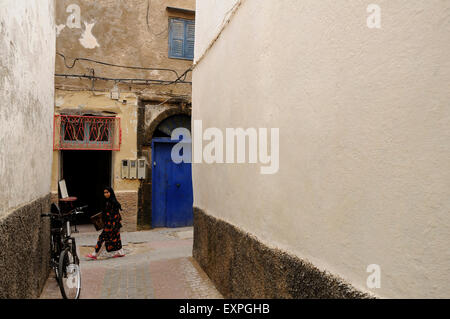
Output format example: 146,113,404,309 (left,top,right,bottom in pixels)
139,109,193,228
151,113,192,227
